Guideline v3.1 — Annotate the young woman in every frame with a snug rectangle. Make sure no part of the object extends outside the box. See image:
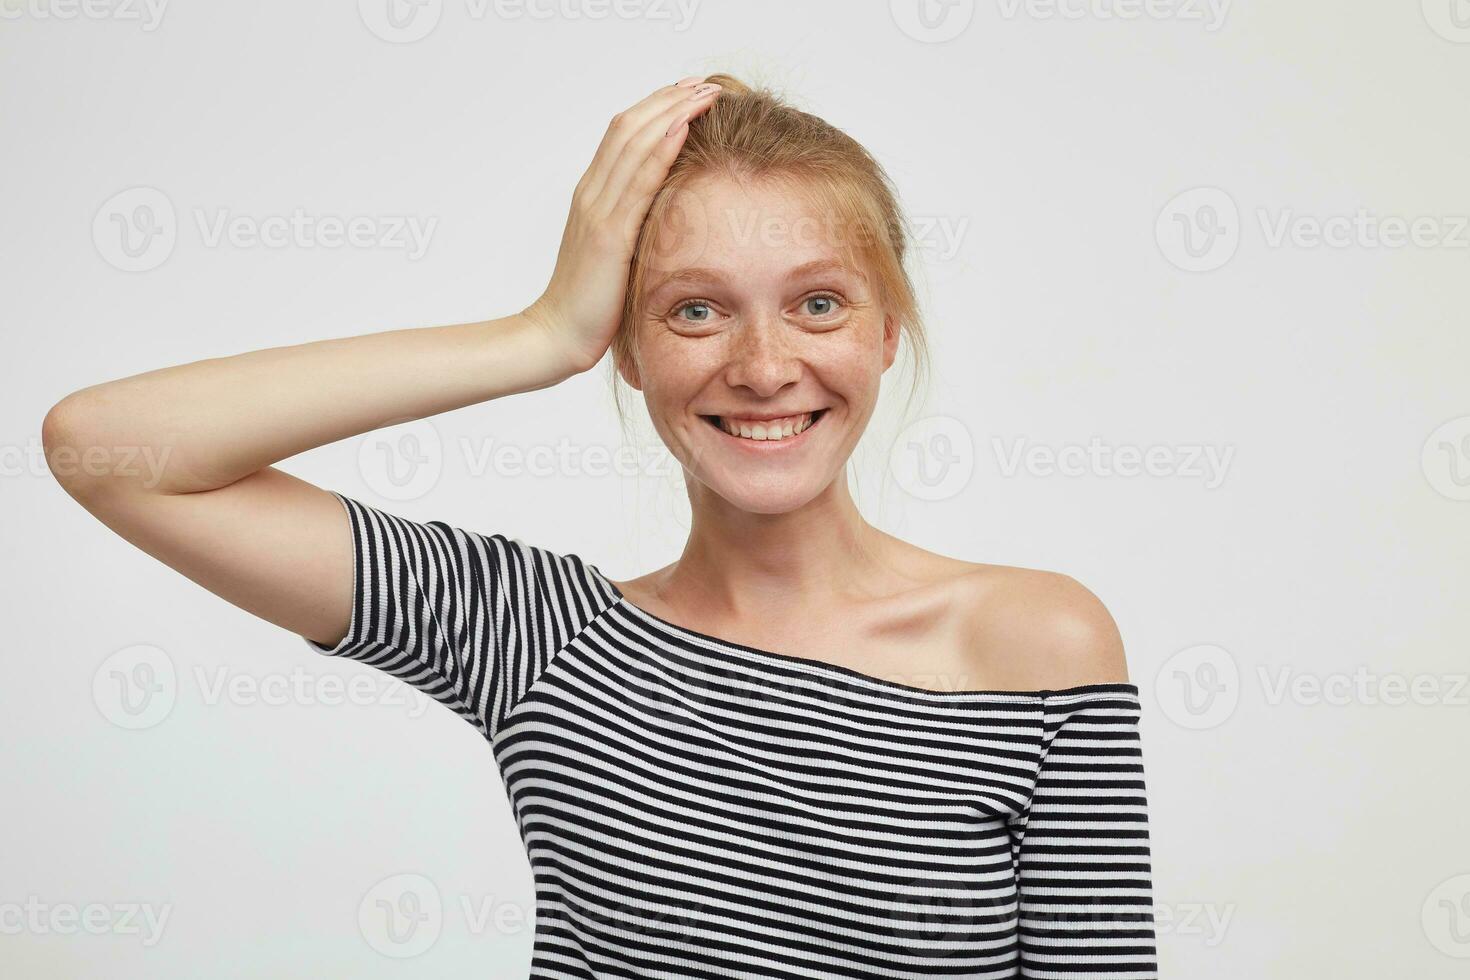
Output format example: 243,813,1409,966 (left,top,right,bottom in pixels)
45,74,1158,978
